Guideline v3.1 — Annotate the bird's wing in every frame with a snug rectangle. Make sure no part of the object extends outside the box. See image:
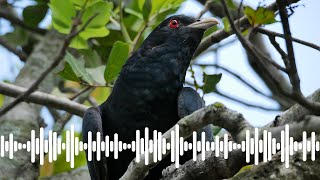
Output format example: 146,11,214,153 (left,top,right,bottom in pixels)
178,87,213,141
82,107,109,180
